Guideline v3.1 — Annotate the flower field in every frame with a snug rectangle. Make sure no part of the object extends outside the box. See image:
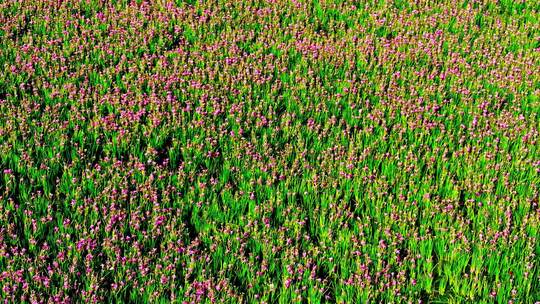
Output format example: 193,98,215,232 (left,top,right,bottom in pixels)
0,0,539,303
